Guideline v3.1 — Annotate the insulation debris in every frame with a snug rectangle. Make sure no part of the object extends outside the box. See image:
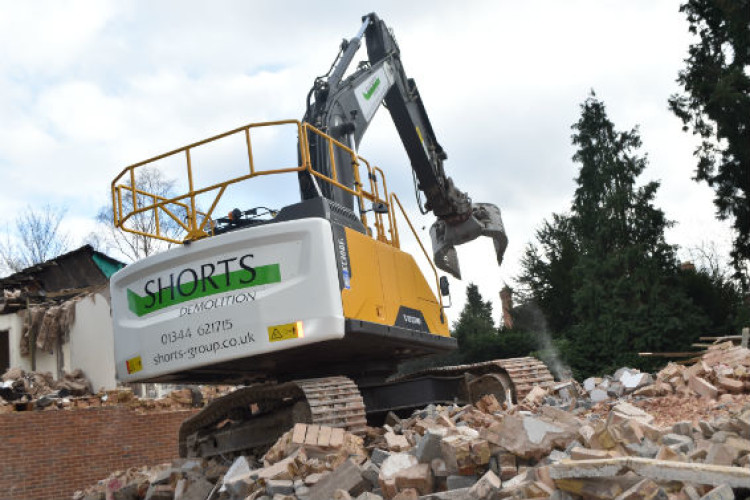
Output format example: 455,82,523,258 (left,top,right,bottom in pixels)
0,367,235,414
